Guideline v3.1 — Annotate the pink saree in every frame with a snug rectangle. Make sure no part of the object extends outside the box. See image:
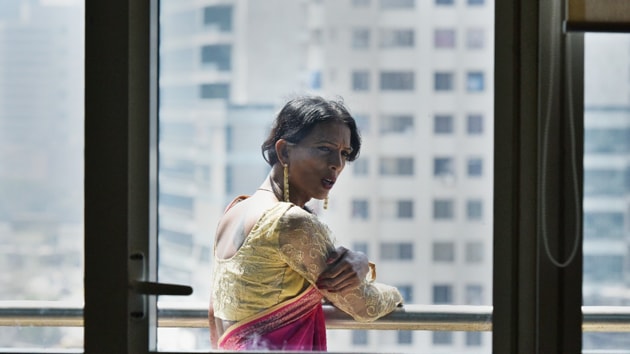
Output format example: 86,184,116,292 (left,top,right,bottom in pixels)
218,286,327,351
